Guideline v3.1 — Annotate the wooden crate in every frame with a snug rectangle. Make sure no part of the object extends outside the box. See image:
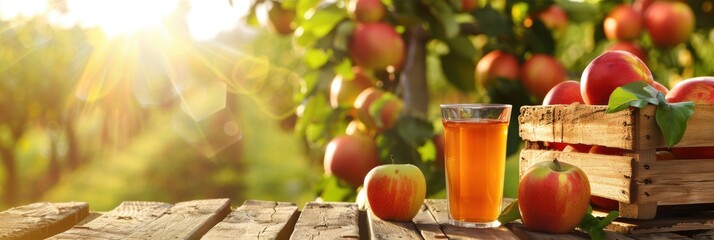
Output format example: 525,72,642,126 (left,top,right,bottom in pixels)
518,104,714,219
